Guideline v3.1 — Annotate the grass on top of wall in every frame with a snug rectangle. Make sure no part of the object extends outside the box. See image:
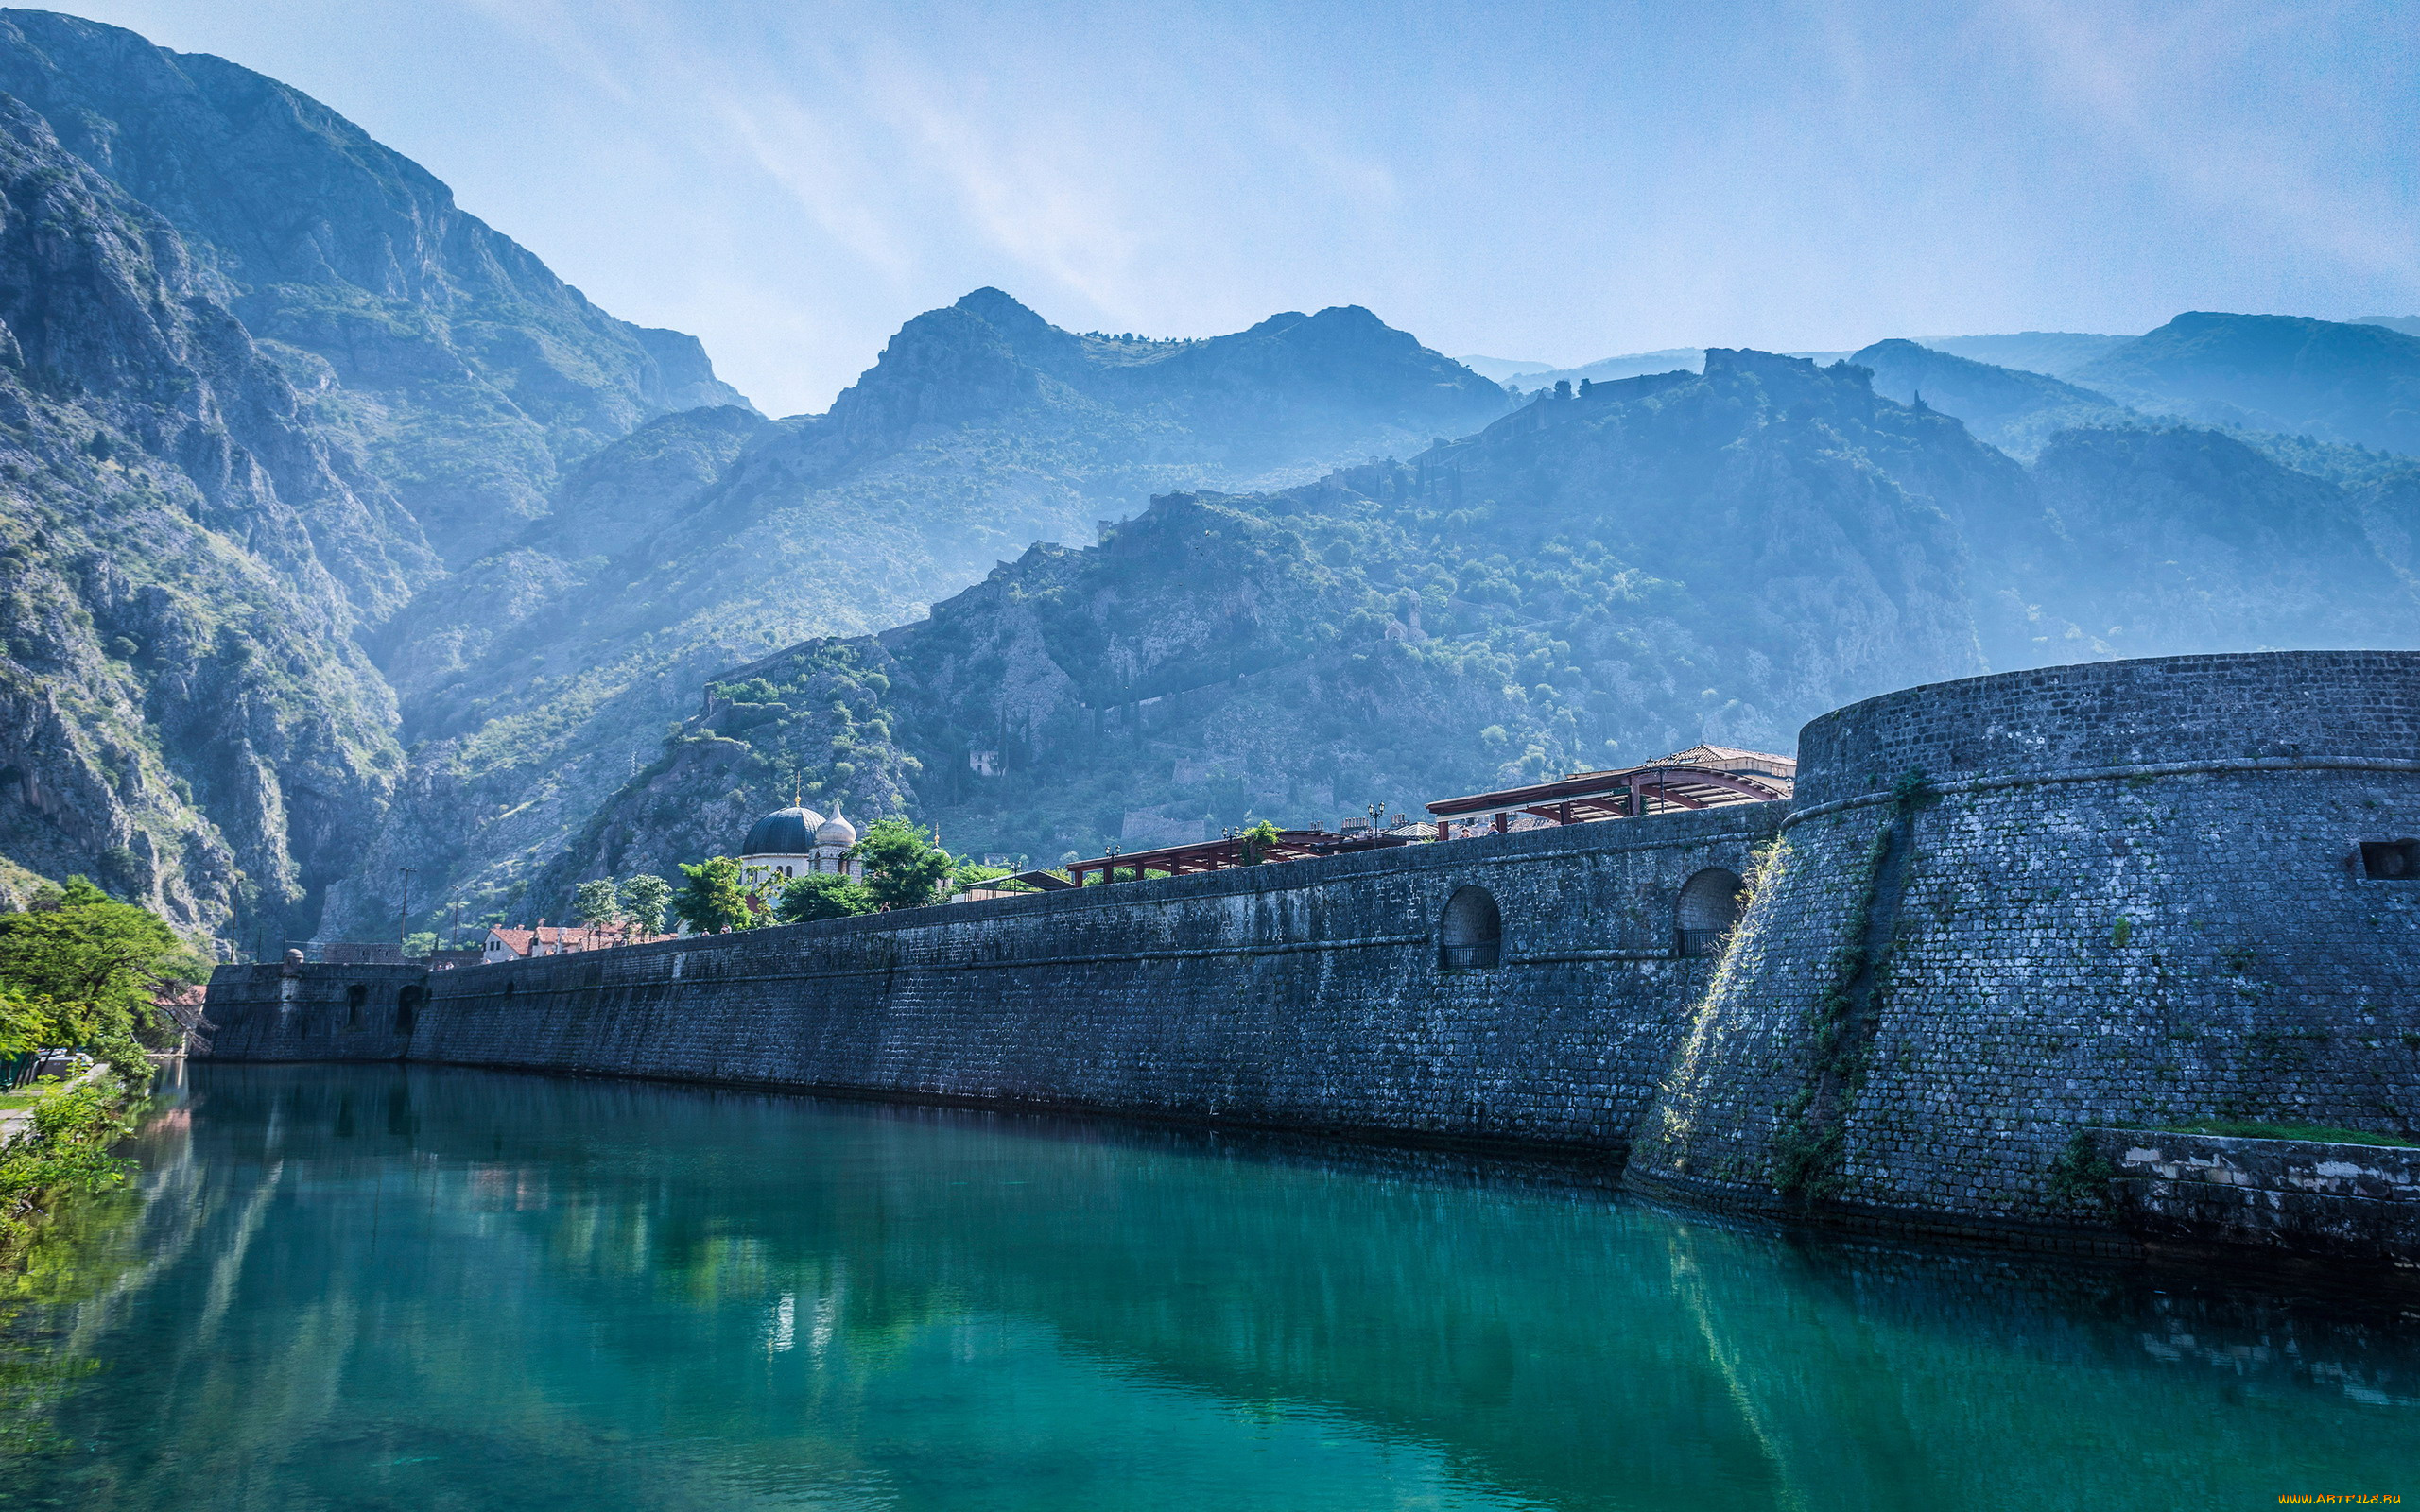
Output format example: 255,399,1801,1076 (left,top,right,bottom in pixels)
2162,1120,2419,1149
